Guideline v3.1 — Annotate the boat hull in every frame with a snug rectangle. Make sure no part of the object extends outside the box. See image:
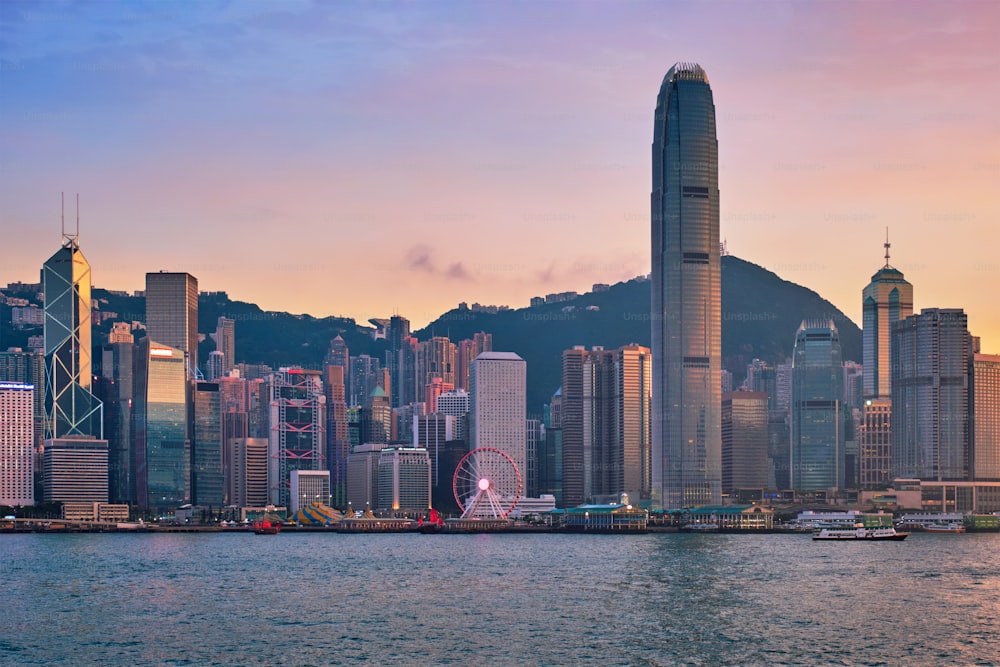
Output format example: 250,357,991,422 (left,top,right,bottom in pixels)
813,528,908,541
